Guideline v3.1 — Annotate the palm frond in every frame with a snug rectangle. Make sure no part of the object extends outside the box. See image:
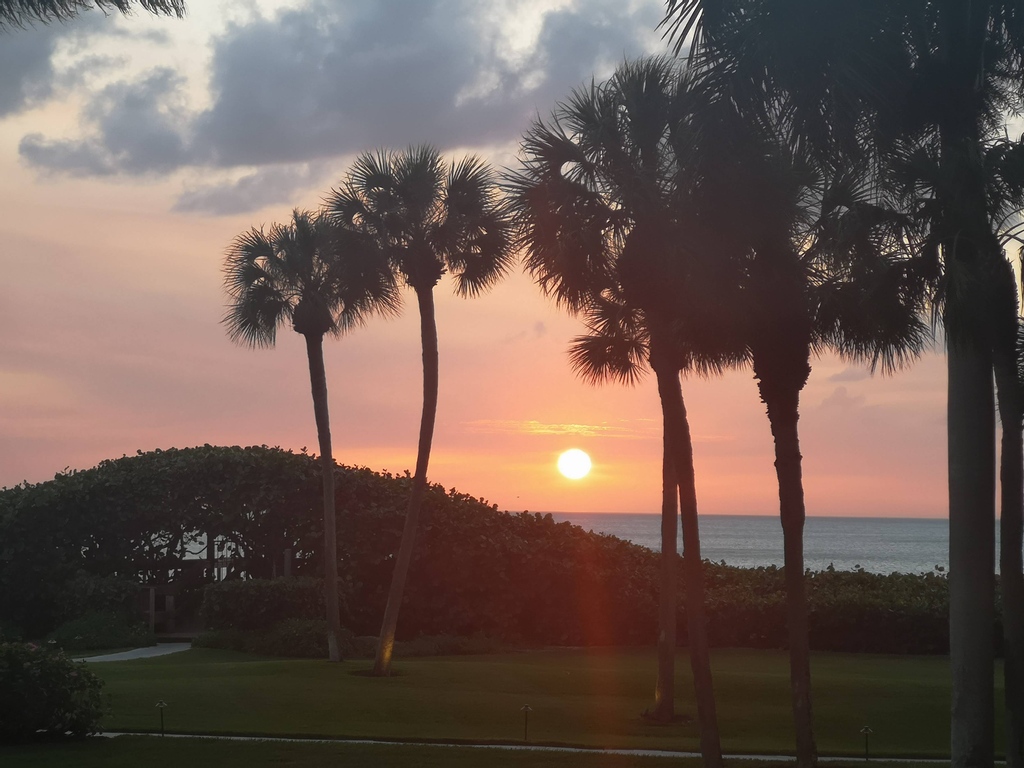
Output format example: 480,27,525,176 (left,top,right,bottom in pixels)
223,208,397,347
222,280,290,349
1,0,185,27
568,294,649,386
